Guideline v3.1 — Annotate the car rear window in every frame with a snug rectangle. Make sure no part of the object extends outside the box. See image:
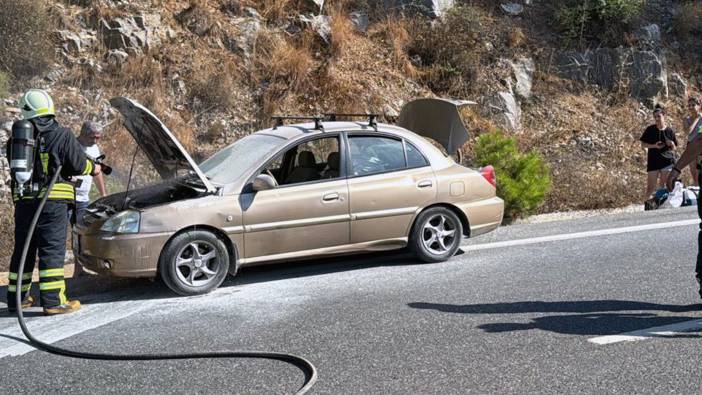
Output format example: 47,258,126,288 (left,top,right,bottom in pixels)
349,136,406,176
406,141,428,168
